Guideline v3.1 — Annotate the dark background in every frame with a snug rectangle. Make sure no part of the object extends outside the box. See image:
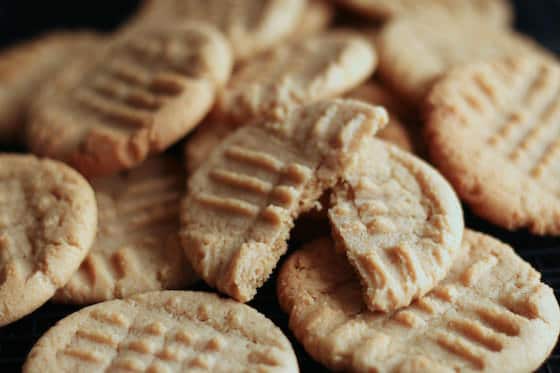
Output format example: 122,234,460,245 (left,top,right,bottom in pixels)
0,1,559,372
